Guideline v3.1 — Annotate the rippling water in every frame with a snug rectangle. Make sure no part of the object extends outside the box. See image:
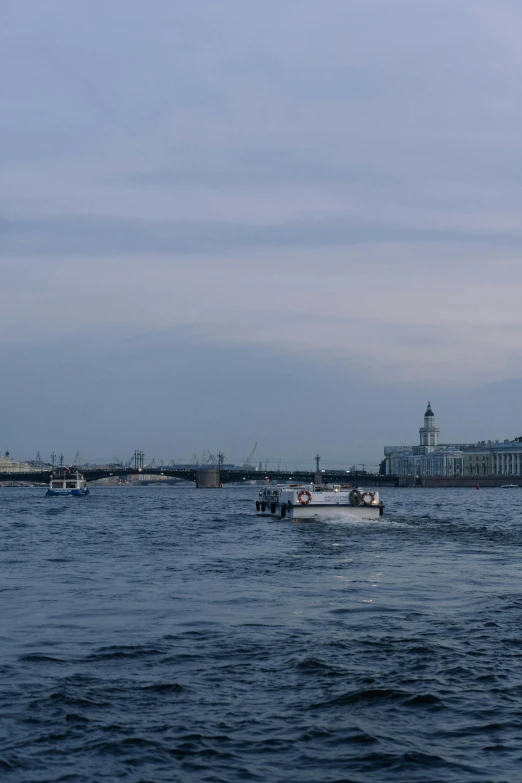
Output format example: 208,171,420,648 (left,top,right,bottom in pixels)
1,485,522,782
